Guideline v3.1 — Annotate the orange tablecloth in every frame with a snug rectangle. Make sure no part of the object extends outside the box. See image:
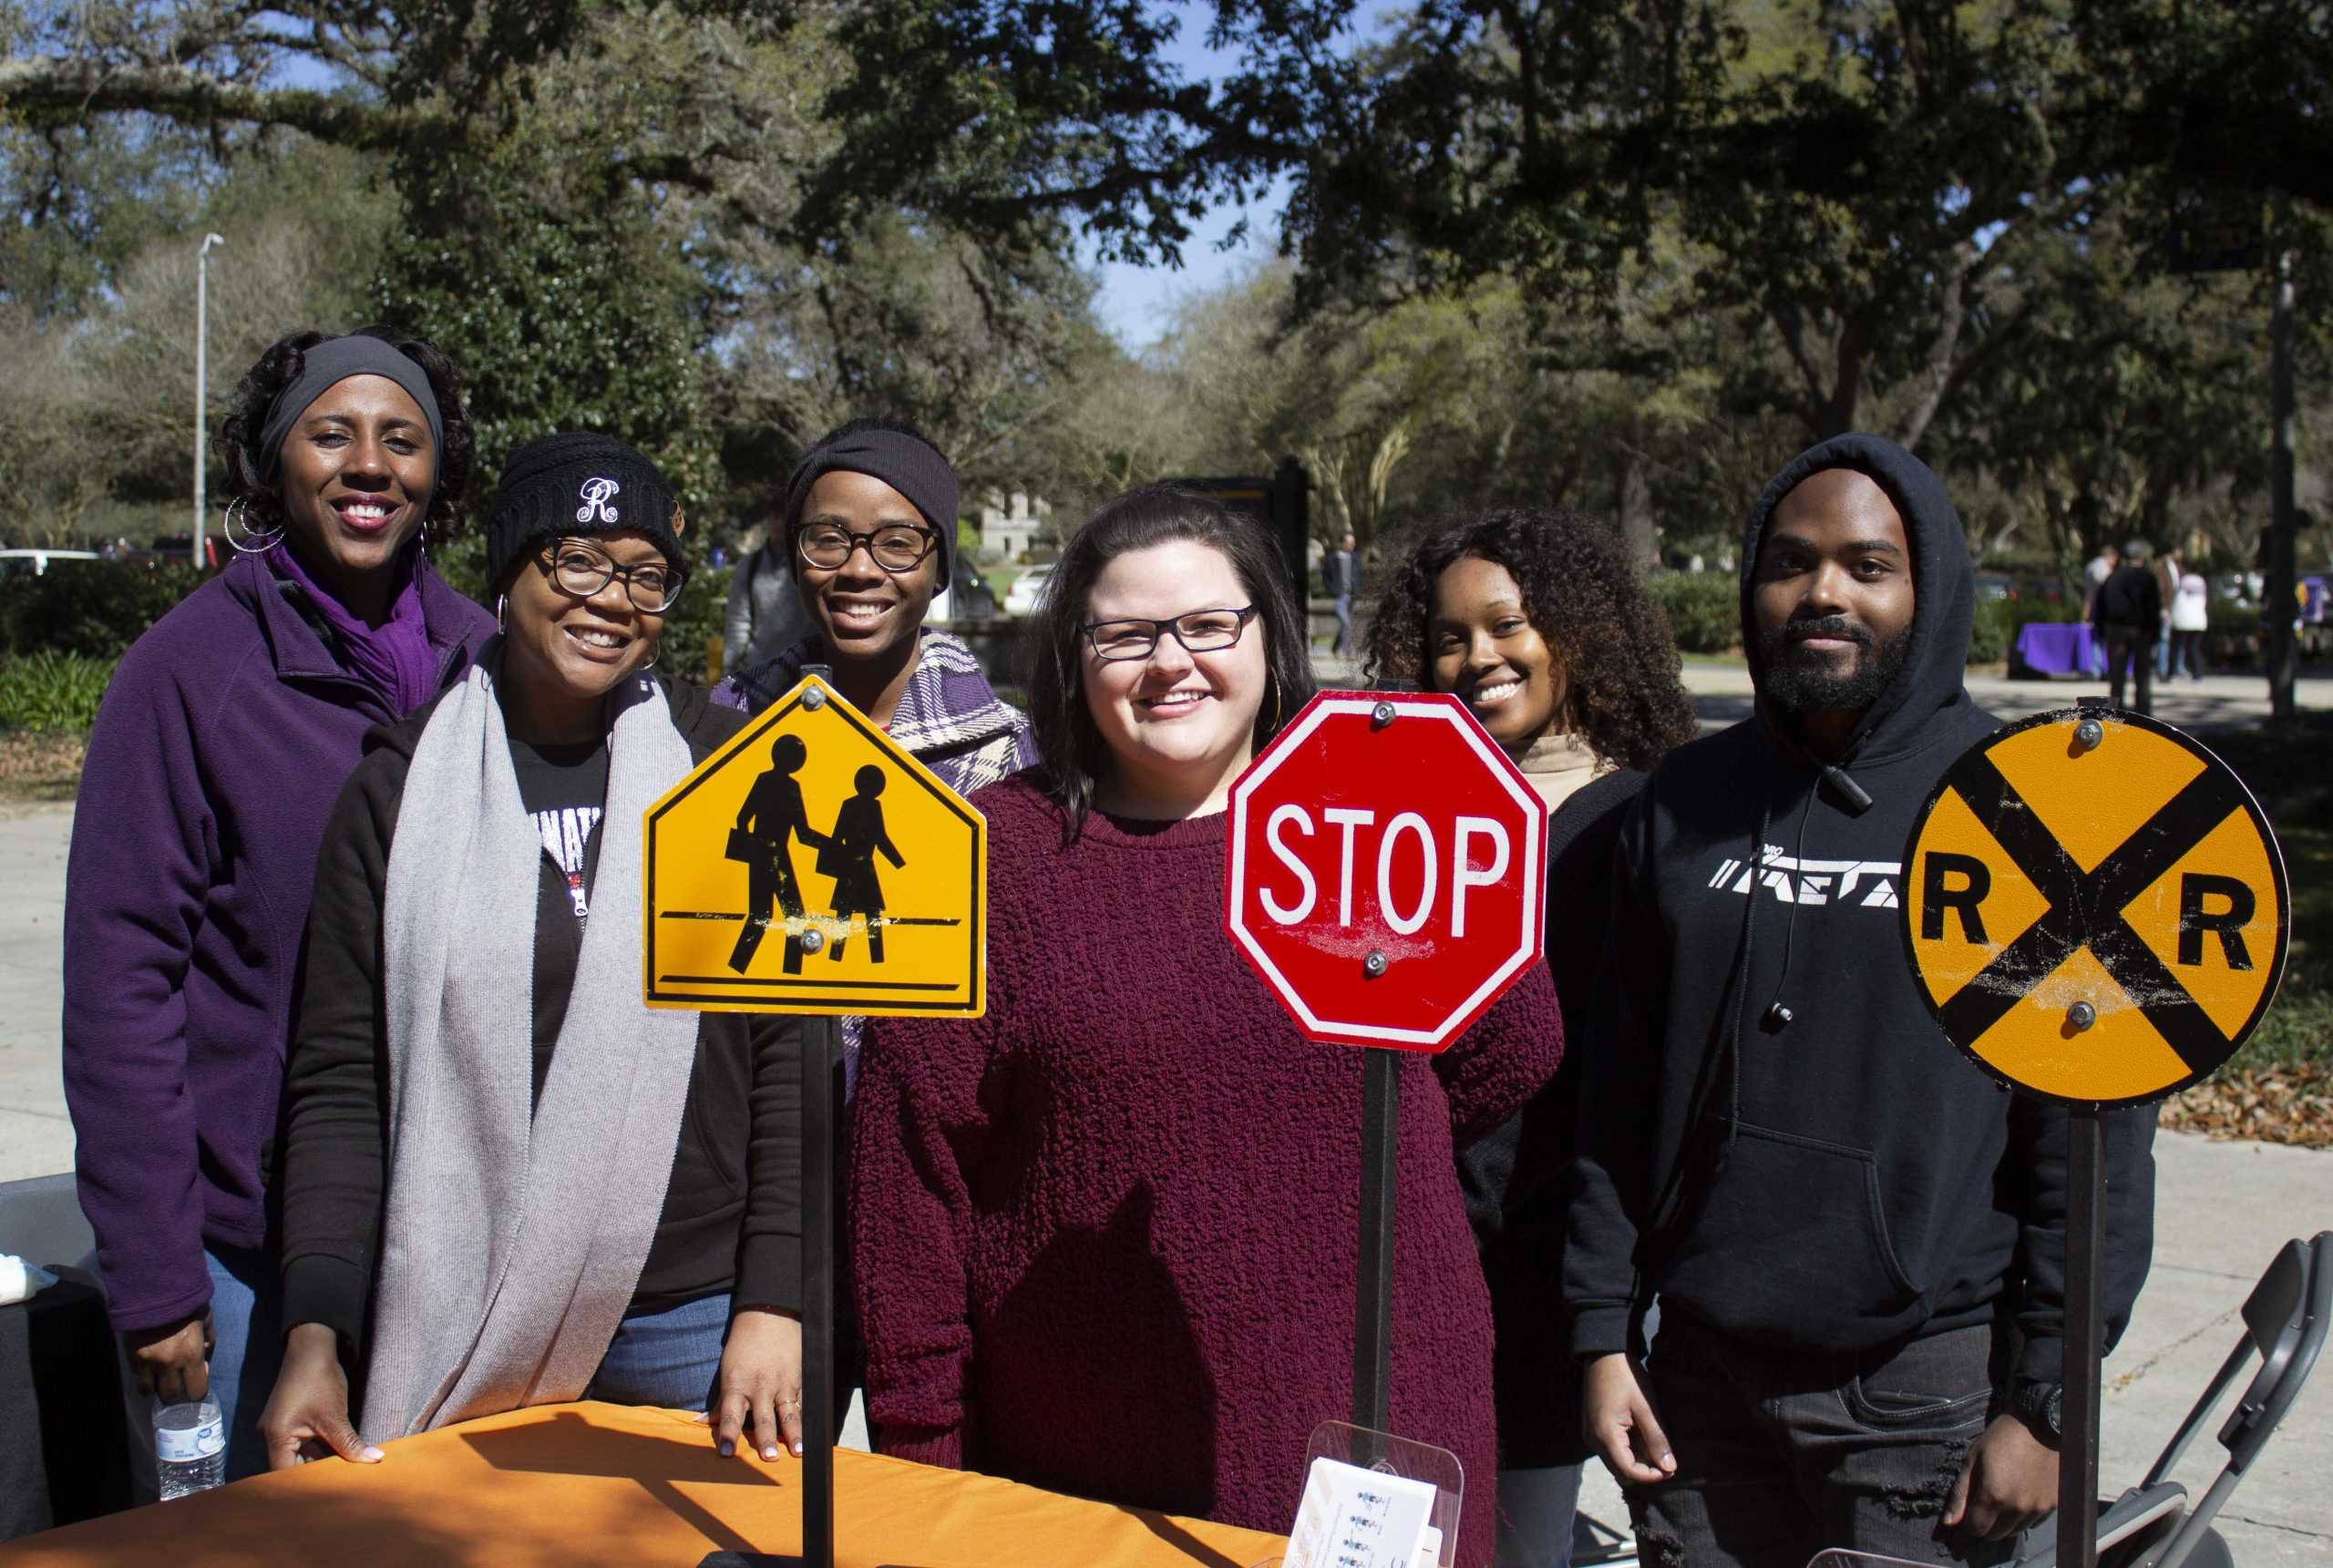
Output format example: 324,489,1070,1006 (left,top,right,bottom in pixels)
1,1401,1289,1568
